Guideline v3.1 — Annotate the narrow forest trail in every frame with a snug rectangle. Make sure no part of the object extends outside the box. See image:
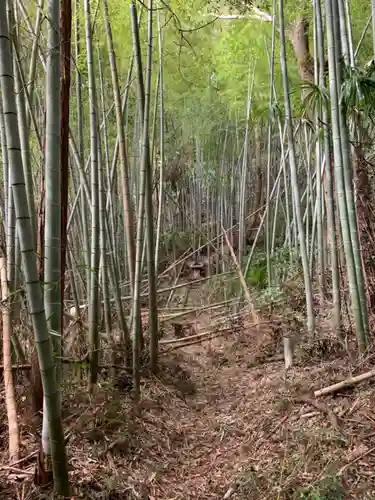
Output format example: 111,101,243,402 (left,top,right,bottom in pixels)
2,321,375,499
150,330,375,500
61,321,375,500
153,335,281,499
